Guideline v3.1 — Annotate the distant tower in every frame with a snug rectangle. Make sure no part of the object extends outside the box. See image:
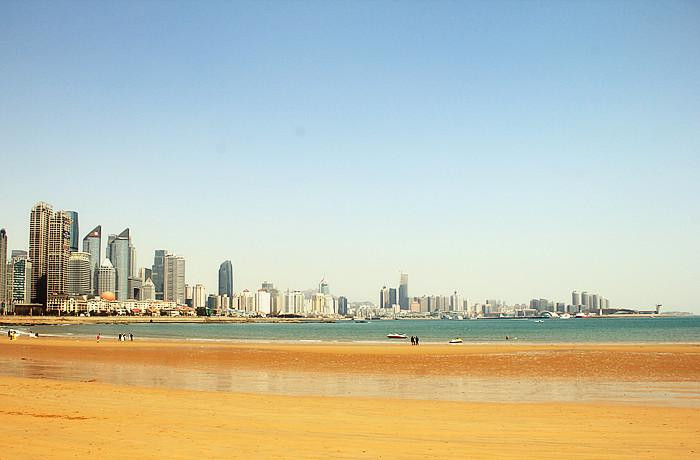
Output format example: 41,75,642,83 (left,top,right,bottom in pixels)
67,251,91,296
152,250,167,300
47,211,72,298
164,254,186,304
98,259,116,295
319,277,329,295
141,278,156,301
65,211,79,252
218,260,234,297
29,202,53,305
0,229,7,310
398,272,408,310
380,286,389,309
337,296,348,316
107,229,131,300
82,225,102,295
